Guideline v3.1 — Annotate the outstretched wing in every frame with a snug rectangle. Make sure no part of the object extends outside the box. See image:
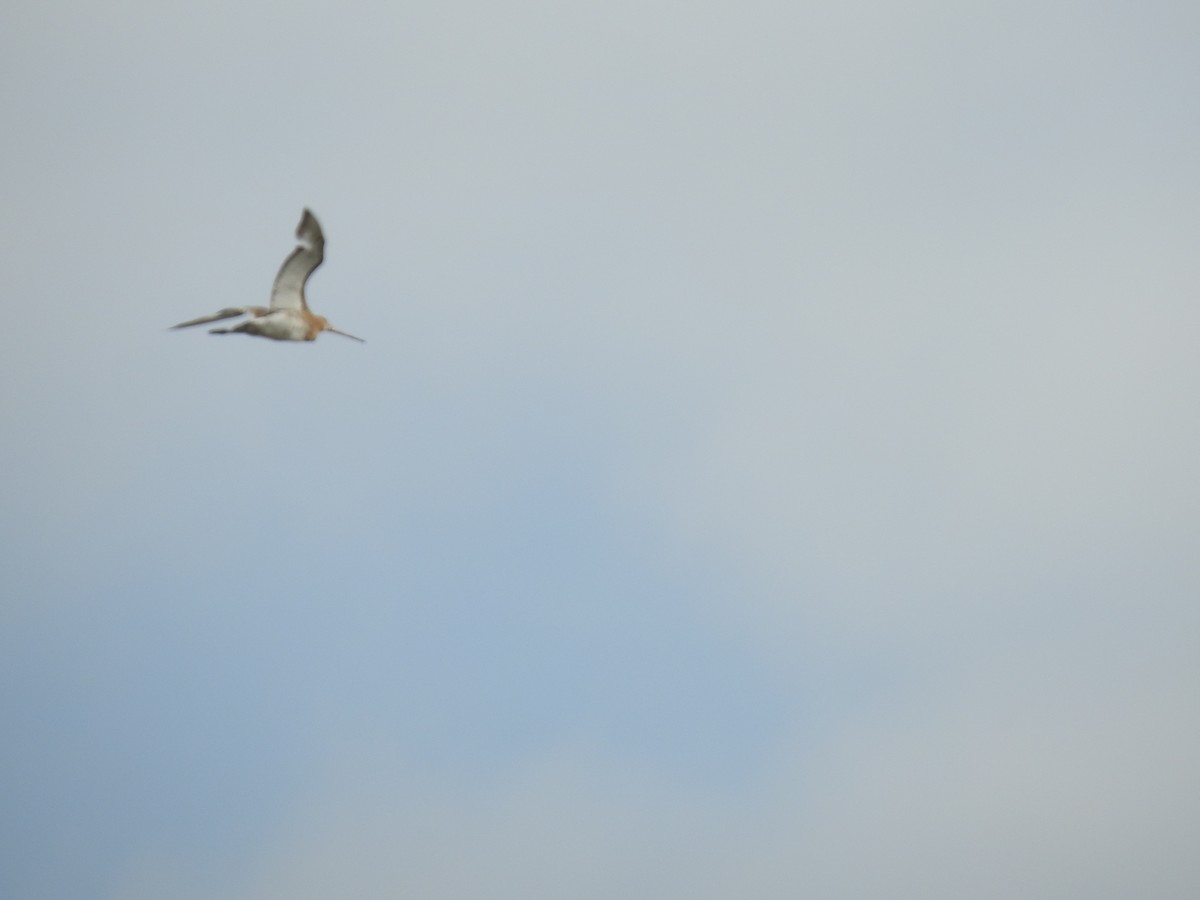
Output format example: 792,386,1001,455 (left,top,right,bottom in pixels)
269,208,325,311
170,307,268,329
